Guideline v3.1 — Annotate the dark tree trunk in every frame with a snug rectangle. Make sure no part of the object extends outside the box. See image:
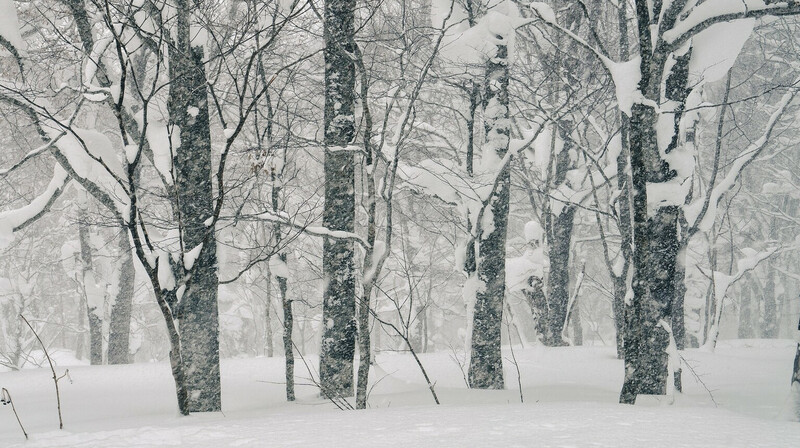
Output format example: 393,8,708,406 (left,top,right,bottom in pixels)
621,0,692,403
468,42,510,390
271,160,294,401
524,275,548,341
319,0,357,399
544,196,576,346
108,231,134,364
168,3,220,412
280,274,294,401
